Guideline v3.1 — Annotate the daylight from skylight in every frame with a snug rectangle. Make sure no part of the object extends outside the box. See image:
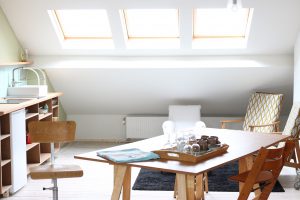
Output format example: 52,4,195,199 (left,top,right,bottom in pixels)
123,9,179,39
193,8,251,38
193,8,253,49
49,9,114,49
48,8,253,50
